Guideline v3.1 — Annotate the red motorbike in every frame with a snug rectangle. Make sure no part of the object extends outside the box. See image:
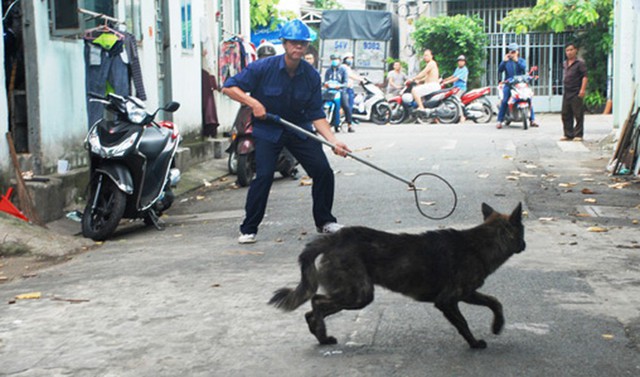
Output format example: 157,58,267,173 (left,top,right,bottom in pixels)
388,81,462,124
459,87,495,123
